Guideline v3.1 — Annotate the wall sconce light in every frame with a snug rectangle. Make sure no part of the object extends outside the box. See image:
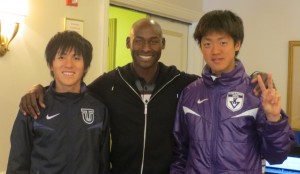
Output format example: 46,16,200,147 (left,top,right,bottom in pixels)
0,20,20,56
0,0,28,57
